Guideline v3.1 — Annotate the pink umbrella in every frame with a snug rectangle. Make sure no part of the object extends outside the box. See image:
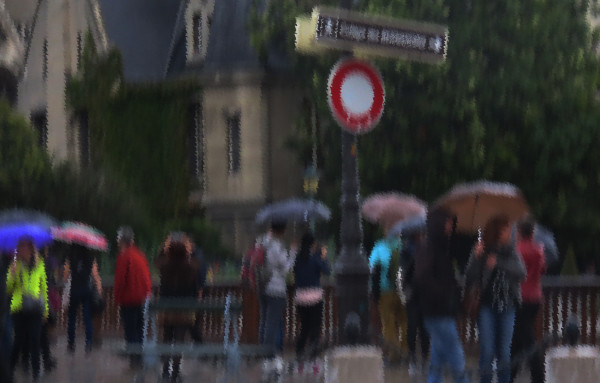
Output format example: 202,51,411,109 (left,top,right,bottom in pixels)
51,222,108,251
361,193,427,233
